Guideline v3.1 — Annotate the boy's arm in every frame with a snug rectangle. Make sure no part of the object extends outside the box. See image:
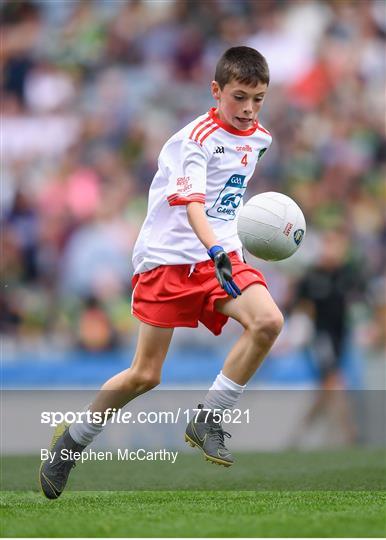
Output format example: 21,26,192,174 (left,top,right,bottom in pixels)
186,202,241,298
186,202,218,249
